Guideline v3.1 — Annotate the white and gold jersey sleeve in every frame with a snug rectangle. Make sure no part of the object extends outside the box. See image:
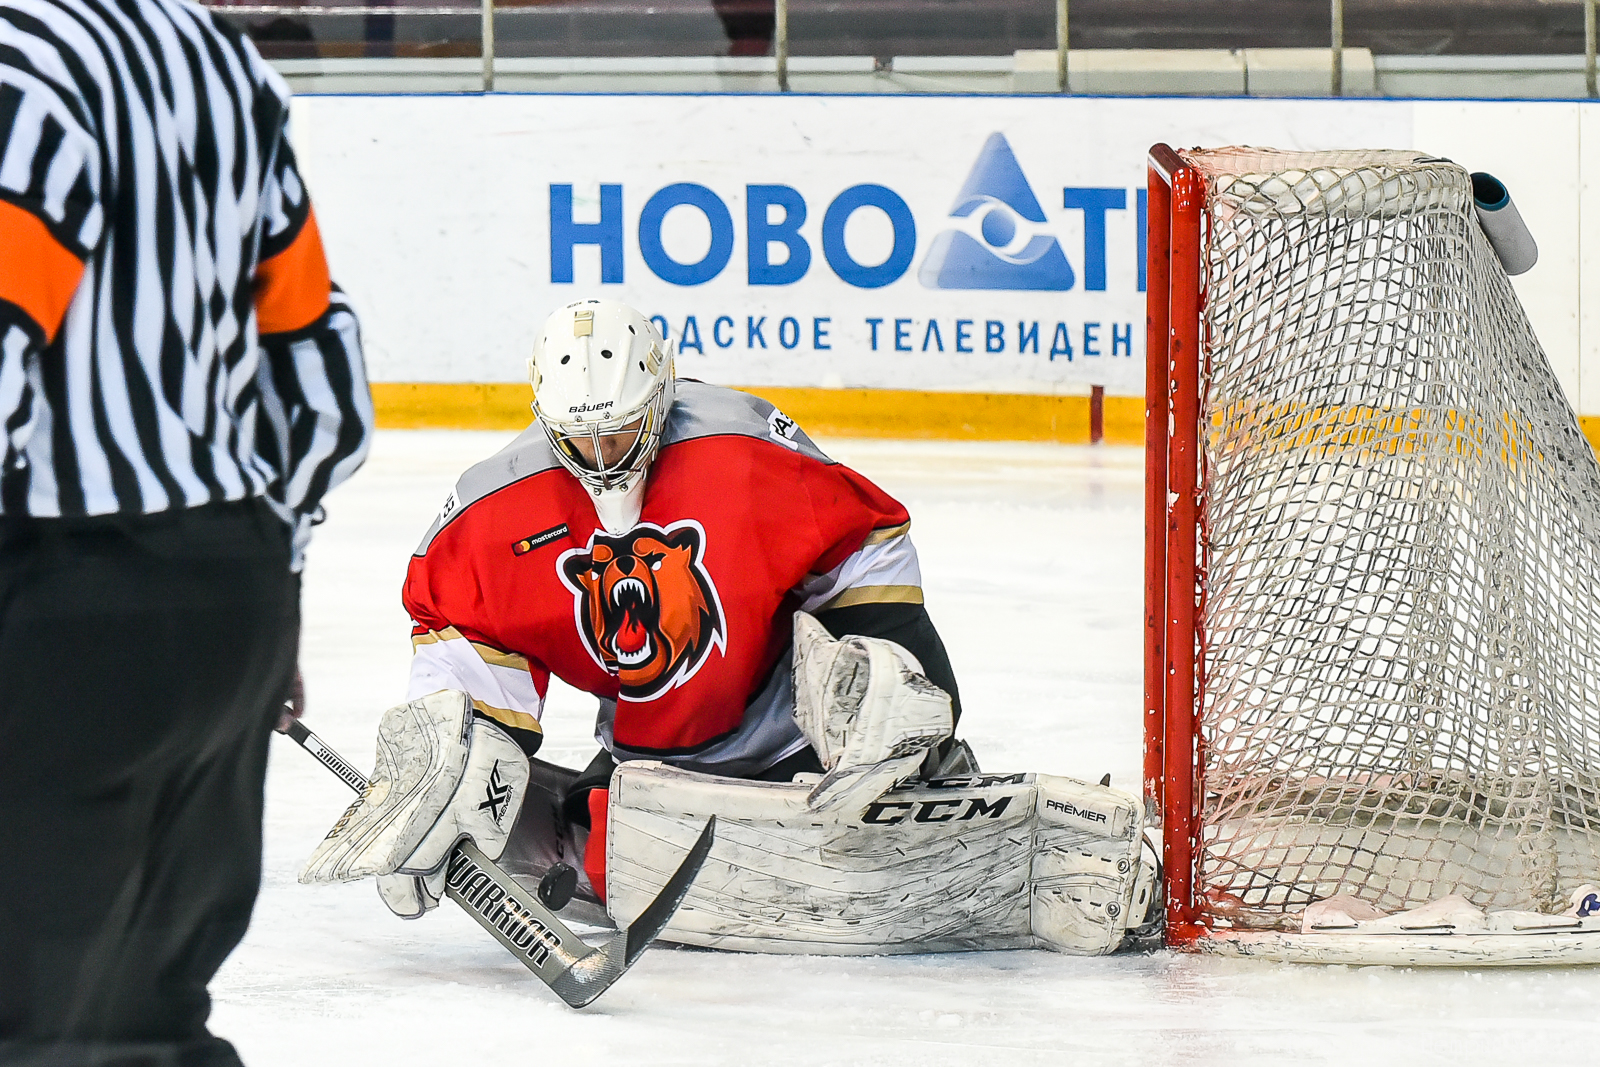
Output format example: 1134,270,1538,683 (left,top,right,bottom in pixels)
406,626,546,739
795,522,924,613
